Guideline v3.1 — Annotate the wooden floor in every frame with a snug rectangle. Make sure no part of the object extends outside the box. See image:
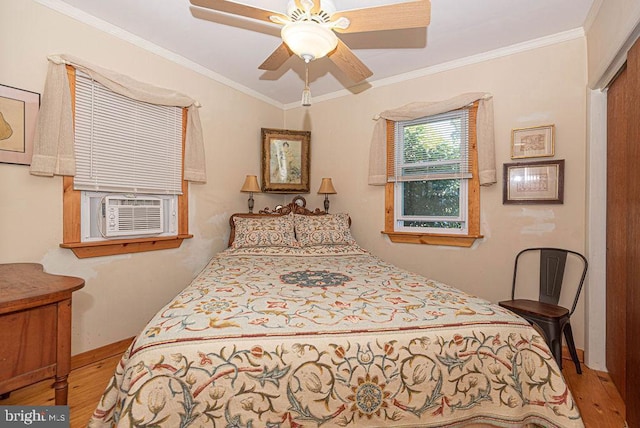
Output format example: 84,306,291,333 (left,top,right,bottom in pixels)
1,353,628,427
